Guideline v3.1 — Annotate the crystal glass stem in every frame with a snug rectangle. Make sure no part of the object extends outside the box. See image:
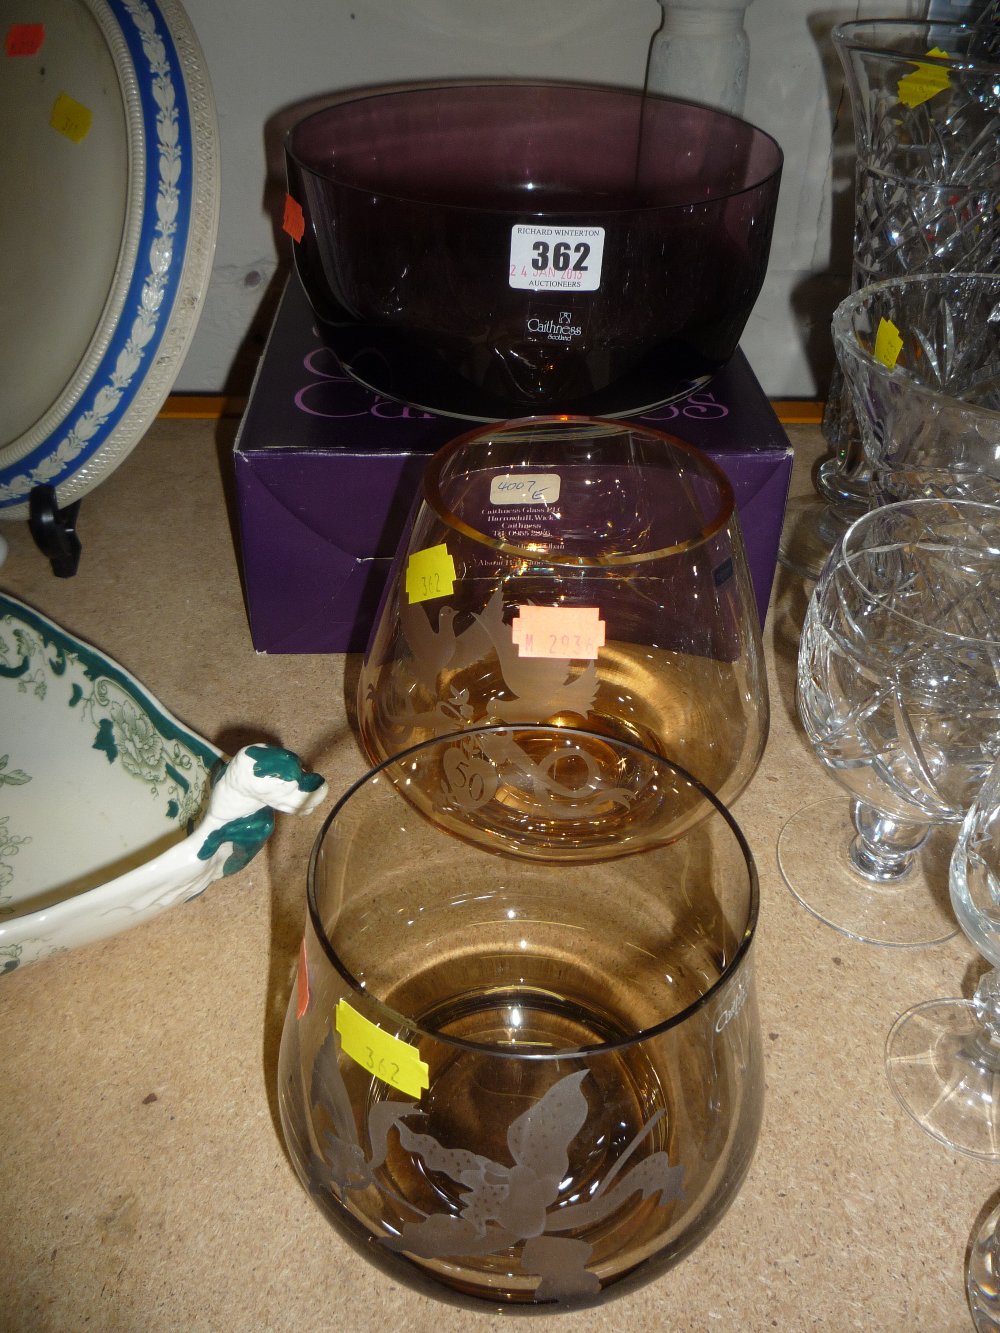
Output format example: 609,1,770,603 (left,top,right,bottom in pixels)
817,376,871,510
848,800,930,882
